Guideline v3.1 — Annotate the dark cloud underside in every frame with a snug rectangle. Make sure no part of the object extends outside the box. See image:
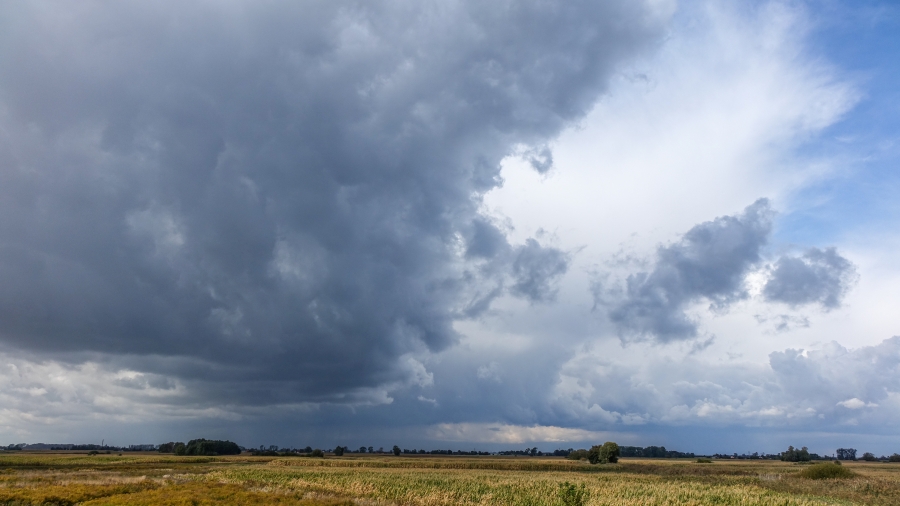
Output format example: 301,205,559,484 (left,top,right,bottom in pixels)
0,1,669,403
606,199,774,342
763,247,857,310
